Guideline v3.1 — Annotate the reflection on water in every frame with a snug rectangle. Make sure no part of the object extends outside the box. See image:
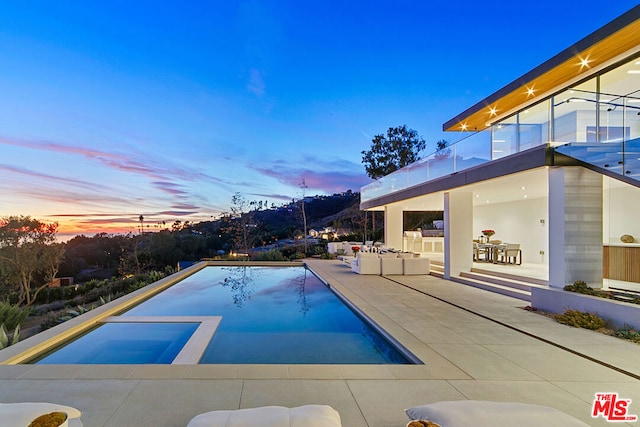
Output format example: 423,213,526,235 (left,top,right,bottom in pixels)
219,266,258,307
219,266,311,315
290,266,310,316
